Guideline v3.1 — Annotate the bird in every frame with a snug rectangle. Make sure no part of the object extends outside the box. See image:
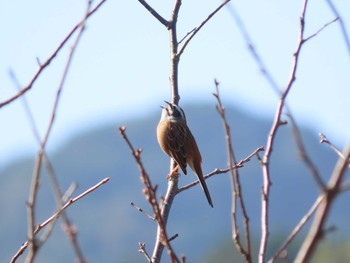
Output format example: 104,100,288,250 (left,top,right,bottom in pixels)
156,101,213,207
